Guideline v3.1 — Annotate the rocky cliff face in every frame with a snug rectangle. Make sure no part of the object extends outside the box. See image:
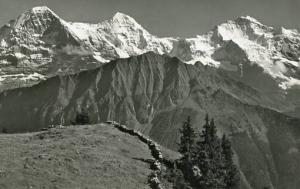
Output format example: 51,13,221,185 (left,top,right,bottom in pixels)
0,6,173,91
0,53,299,189
1,6,299,116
